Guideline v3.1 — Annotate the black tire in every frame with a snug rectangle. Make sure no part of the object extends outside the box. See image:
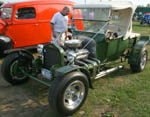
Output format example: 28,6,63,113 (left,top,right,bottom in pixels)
1,52,32,85
48,71,89,116
130,47,148,72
